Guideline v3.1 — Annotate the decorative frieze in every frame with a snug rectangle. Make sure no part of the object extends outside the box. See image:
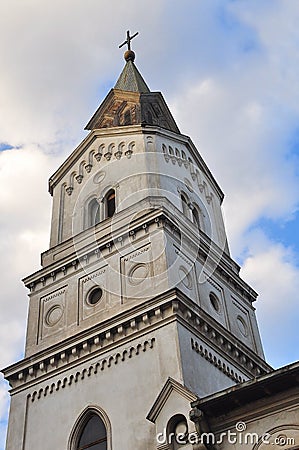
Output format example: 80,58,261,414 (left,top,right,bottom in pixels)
123,244,151,262
65,140,136,195
161,143,213,204
81,268,106,284
174,247,193,267
28,337,155,403
174,300,268,378
42,288,66,303
191,337,246,384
